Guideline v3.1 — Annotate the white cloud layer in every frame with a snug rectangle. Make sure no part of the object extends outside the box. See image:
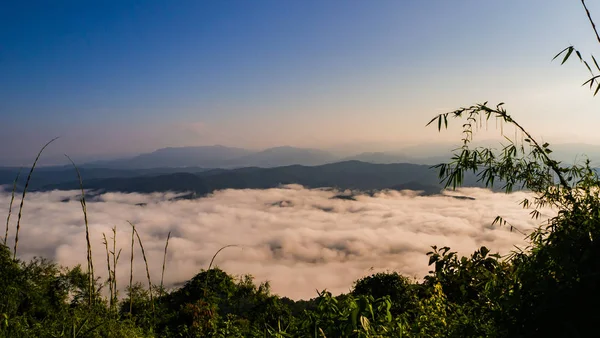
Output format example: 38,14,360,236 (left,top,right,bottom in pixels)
0,186,553,300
